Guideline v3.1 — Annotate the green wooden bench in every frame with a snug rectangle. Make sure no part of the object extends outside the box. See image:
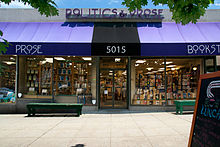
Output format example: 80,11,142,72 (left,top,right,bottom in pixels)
26,103,83,117
174,100,196,115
